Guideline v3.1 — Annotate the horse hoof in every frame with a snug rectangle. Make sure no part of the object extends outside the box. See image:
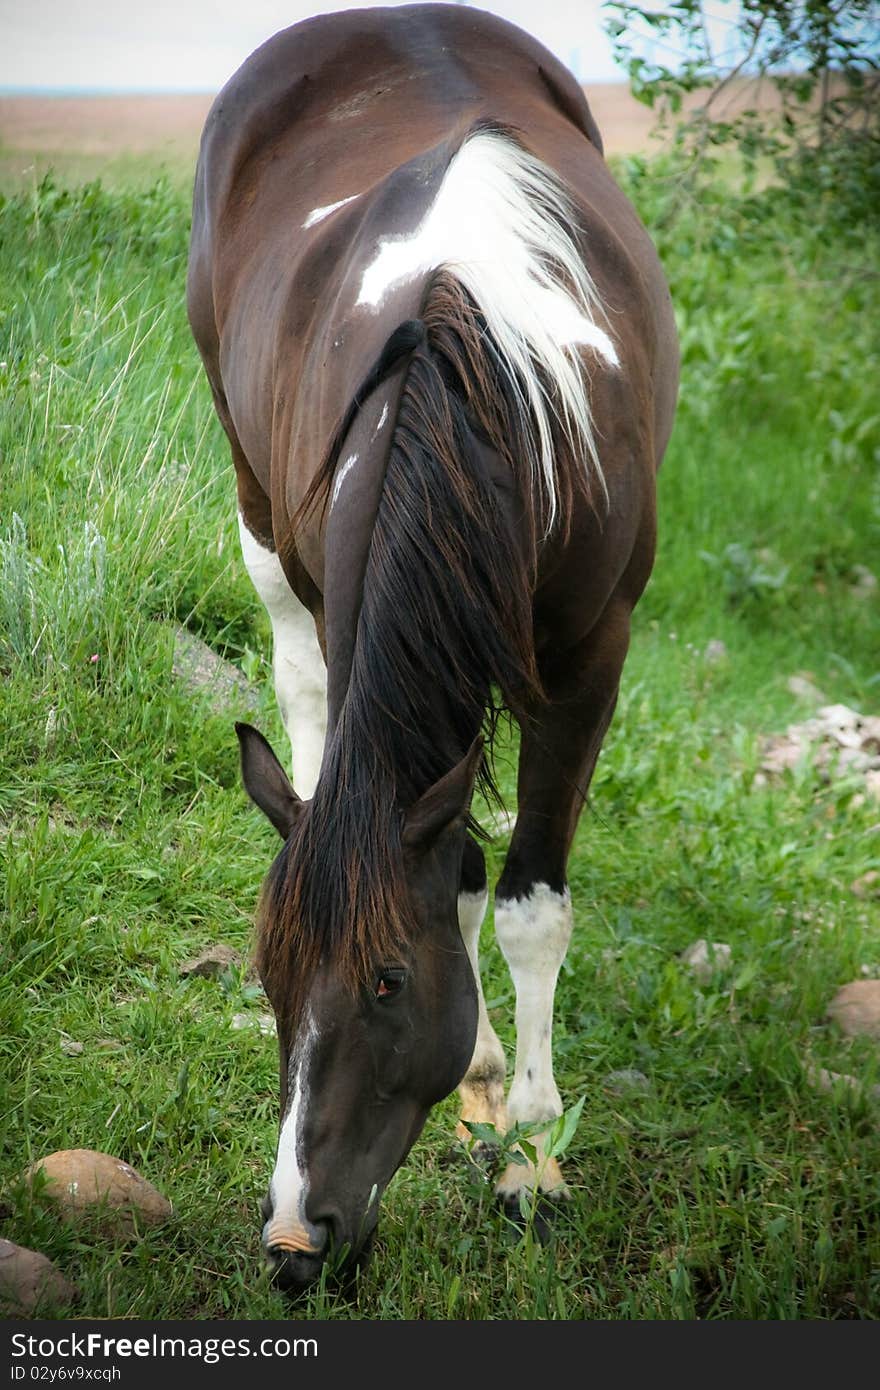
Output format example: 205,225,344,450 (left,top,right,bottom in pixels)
499,1190,567,1245
466,1139,499,1169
